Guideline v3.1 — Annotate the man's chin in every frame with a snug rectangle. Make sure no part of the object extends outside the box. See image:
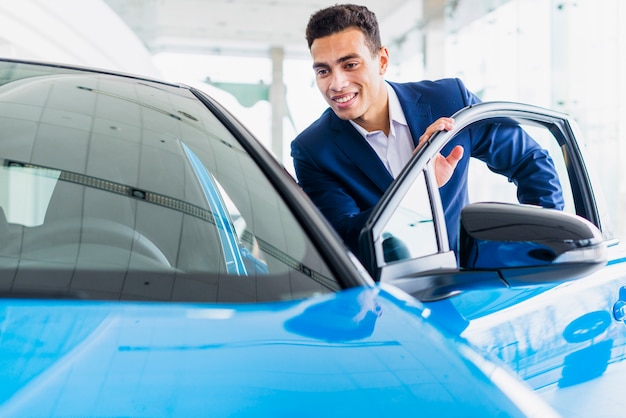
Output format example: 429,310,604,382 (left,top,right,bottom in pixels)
331,106,358,121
